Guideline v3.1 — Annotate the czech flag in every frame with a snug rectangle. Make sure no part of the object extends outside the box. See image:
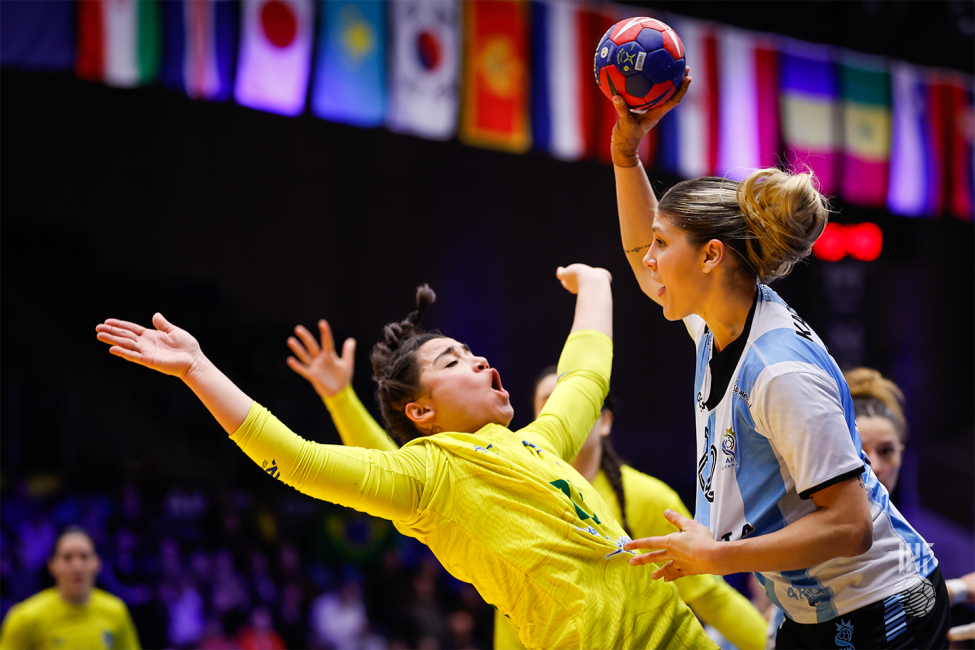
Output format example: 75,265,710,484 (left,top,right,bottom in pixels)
234,0,313,117
840,54,891,208
76,0,162,88
160,0,238,101
459,0,531,153
655,16,719,178
387,0,461,140
947,75,974,221
887,62,949,217
716,26,779,180
312,0,387,127
779,41,840,195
